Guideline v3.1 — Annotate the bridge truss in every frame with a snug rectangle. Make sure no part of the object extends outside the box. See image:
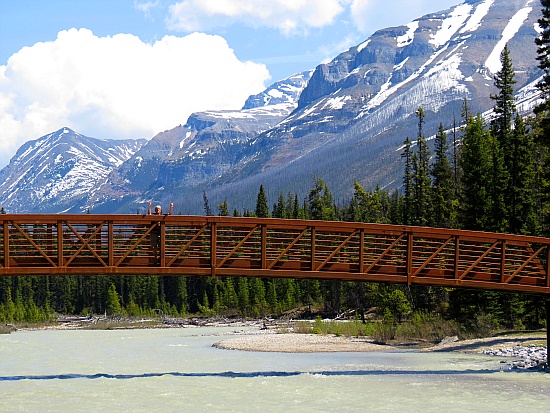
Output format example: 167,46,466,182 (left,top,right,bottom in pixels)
0,214,548,295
